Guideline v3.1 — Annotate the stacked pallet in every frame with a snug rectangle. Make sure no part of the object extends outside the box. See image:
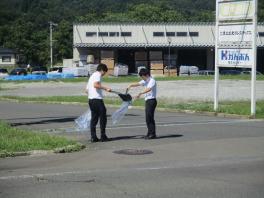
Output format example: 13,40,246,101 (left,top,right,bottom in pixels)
113,63,129,76
179,65,199,76
149,51,163,76
164,67,177,76
135,51,148,73
189,66,199,75
86,64,98,76
101,50,114,76
150,60,164,70
164,54,177,69
87,55,95,64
